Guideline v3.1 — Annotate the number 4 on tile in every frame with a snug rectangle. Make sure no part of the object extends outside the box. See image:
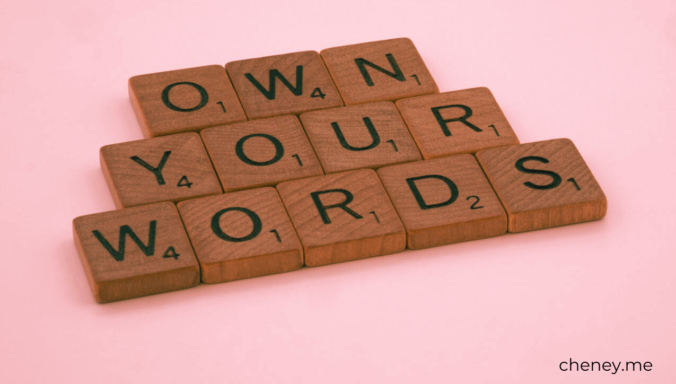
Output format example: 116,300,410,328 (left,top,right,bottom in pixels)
311,88,326,99
163,246,180,259
177,176,193,188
